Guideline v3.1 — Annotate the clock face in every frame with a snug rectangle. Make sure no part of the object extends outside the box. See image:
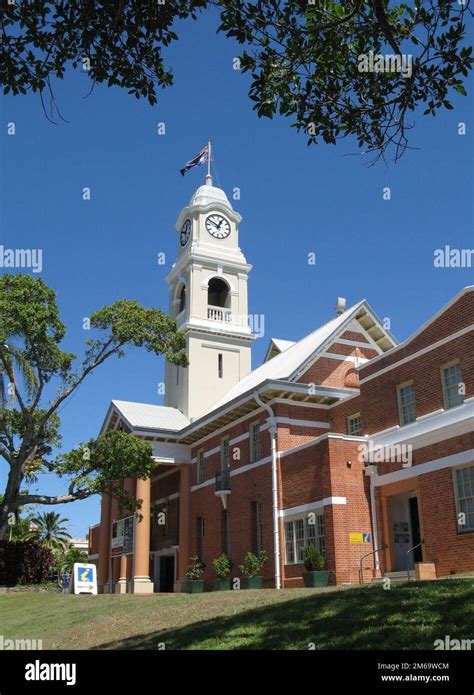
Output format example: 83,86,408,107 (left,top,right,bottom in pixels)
205,214,231,239
180,219,191,246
